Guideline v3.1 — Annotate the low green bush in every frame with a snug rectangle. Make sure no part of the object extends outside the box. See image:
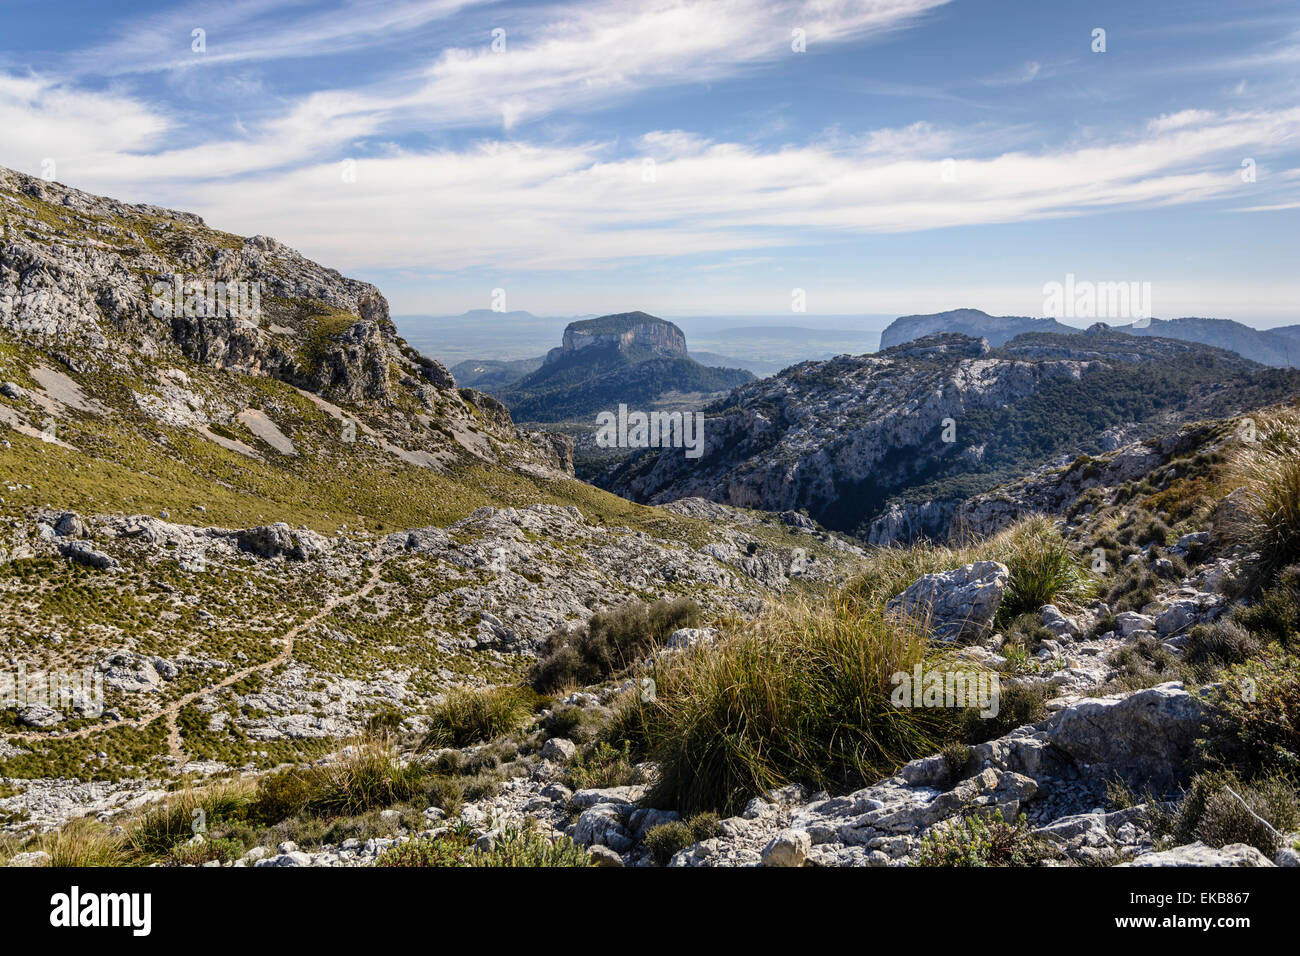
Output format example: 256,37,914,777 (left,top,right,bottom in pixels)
1172,771,1299,857
917,810,1044,866
532,599,701,692
374,825,590,867
1205,650,1300,777
420,686,534,749
643,813,723,866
